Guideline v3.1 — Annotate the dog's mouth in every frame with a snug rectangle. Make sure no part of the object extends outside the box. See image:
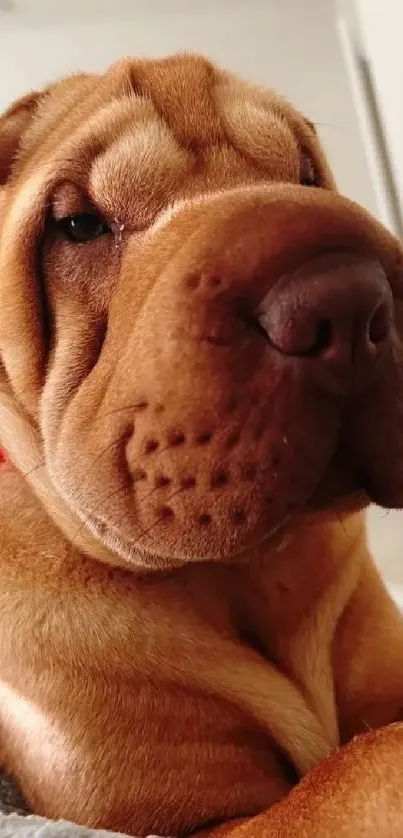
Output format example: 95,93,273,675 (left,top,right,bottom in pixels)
52,410,388,570
45,309,403,570
71,452,365,570
45,338,403,570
